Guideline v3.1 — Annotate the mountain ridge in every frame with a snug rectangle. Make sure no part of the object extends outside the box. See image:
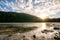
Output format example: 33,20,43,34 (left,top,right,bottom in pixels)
0,11,42,22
